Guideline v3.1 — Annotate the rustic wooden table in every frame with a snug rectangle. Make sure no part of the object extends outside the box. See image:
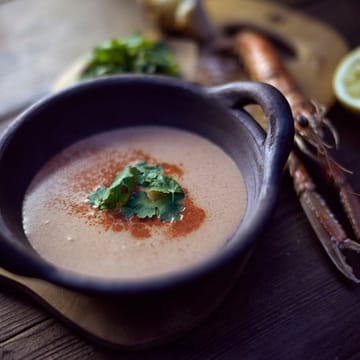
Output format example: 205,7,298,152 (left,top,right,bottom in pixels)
1,0,360,359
